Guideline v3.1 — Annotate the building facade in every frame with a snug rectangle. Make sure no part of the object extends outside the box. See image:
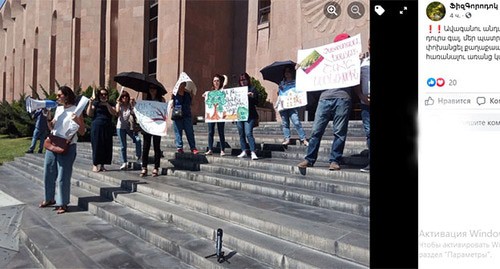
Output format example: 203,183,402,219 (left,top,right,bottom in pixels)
0,0,369,120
